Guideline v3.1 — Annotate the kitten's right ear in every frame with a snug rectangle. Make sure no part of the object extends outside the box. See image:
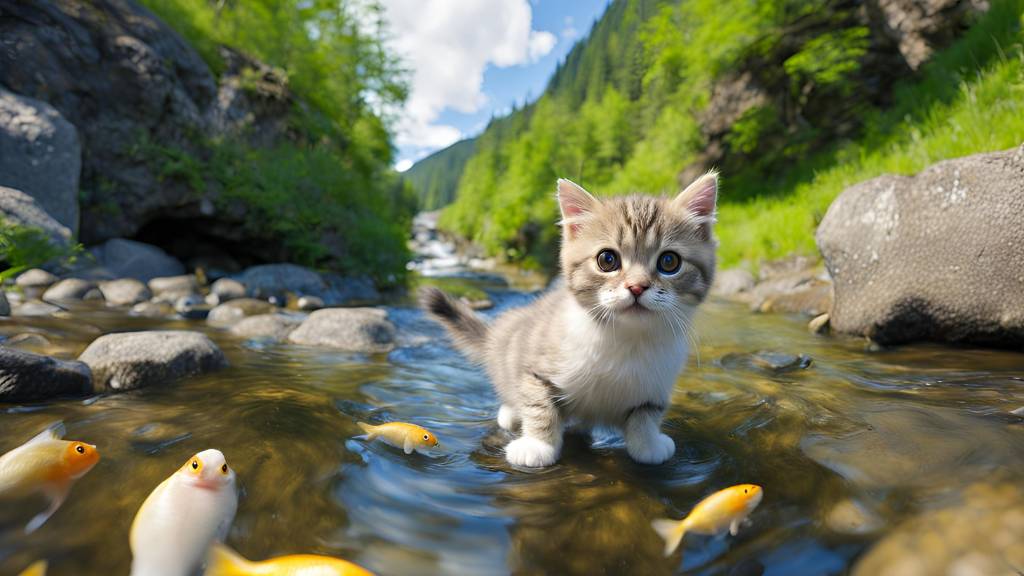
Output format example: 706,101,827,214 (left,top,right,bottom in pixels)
557,179,598,239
